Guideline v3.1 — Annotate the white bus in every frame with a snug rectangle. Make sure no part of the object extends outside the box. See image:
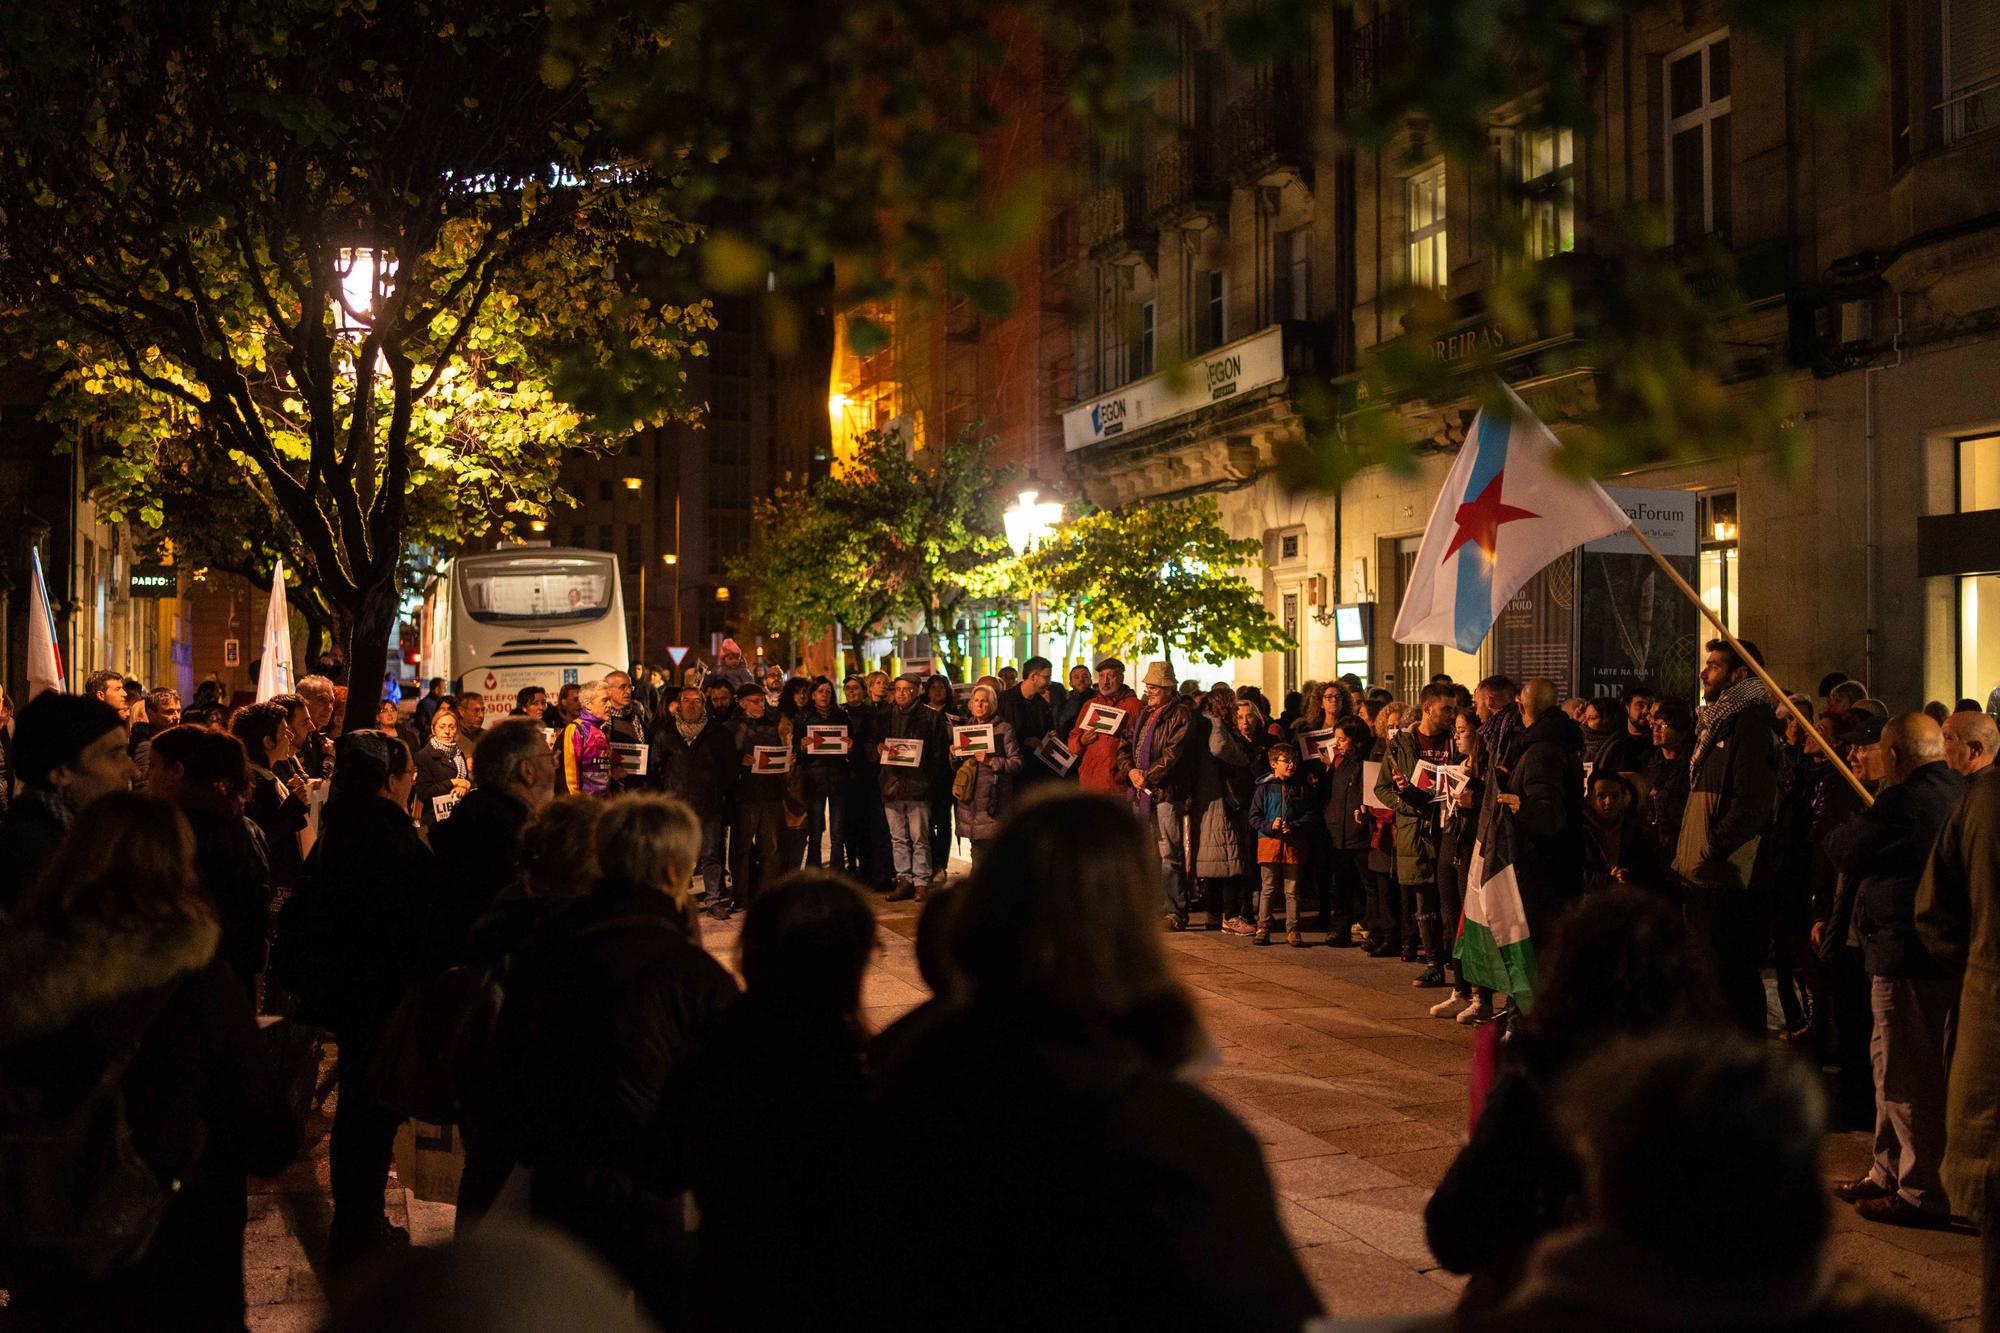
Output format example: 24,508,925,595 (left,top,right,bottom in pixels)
423,546,630,715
